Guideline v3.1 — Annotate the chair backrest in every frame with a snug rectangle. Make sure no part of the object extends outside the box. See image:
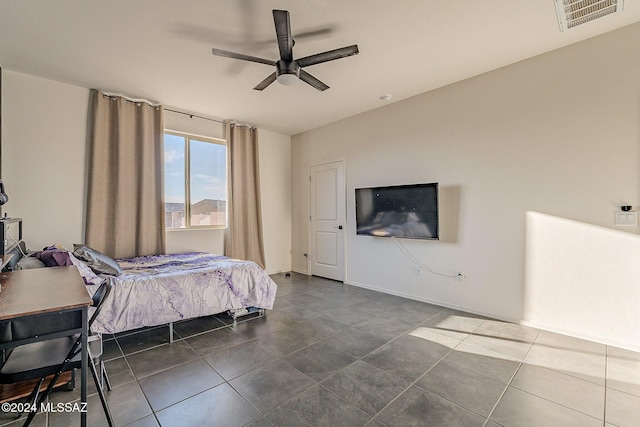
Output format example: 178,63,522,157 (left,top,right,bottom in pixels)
89,280,112,328
0,312,82,347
